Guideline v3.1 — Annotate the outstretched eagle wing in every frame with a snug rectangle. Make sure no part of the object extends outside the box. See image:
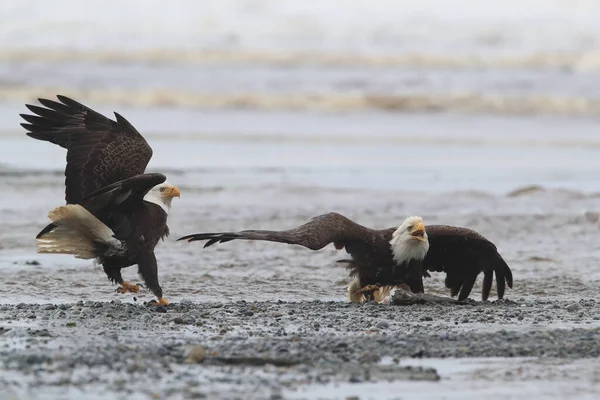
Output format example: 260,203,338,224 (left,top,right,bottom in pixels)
178,212,375,251
36,173,166,241
21,95,154,204
424,225,513,301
